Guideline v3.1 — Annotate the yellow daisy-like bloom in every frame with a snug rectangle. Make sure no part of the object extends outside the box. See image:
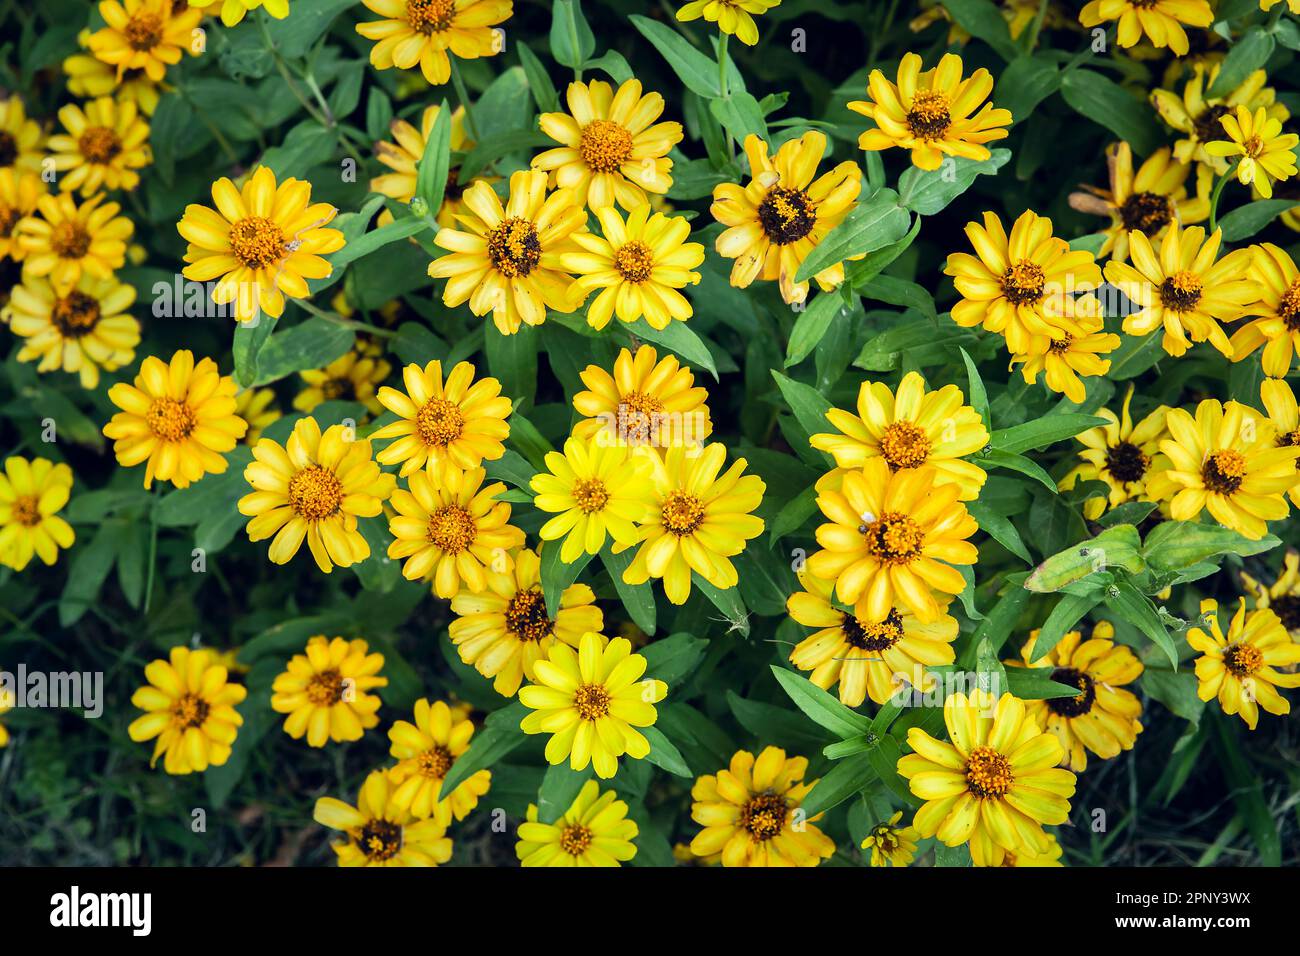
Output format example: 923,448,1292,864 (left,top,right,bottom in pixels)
1009,313,1120,405
1146,398,1300,540
676,0,780,44
239,417,395,572
711,132,861,305
1261,377,1300,508
372,105,480,229
787,570,958,707
127,647,247,775
370,360,511,477
1067,142,1209,264
314,769,453,867
16,192,134,296
89,0,203,80
65,29,163,116
516,778,638,866
0,457,75,571
861,810,920,868
1001,831,1065,867
1007,621,1144,773
1206,105,1300,199
899,689,1076,866
806,458,978,624
1058,385,1171,520
519,631,667,779
178,166,345,324
1151,64,1287,173
427,169,586,335
945,209,1104,356
531,436,655,564
388,698,492,824
386,465,525,597
104,349,247,489
189,0,289,27
0,97,47,175
533,79,682,212
48,97,151,196
293,349,392,418
233,387,280,444
1103,224,1258,359
1079,0,1212,54
562,204,704,331
1240,549,1300,638
689,745,835,866
619,443,765,606
571,345,713,451
270,635,387,747
449,547,604,696
1188,598,1300,729
1233,243,1300,377
356,0,512,86
0,168,44,262
848,52,1011,171
811,370,989,502
4,272,140,389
